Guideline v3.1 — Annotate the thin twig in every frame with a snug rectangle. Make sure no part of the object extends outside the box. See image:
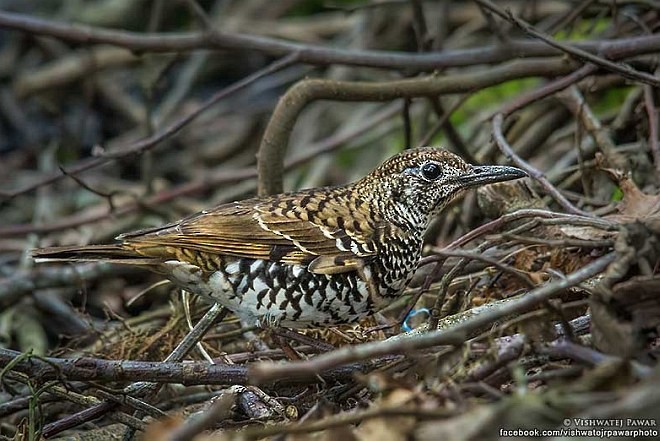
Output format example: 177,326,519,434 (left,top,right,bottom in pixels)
499,64,597,117
258,57,585,195
0,102,399,238
500,233,614,249
165,392,236,441
2,53,299,200
429,248,536,288
557,85,627,169
41,303,227,438
474,0,660,87
0,347,394,385
442,208,615,252
0,11,658,71
492,113,593,217
643,84,660,175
